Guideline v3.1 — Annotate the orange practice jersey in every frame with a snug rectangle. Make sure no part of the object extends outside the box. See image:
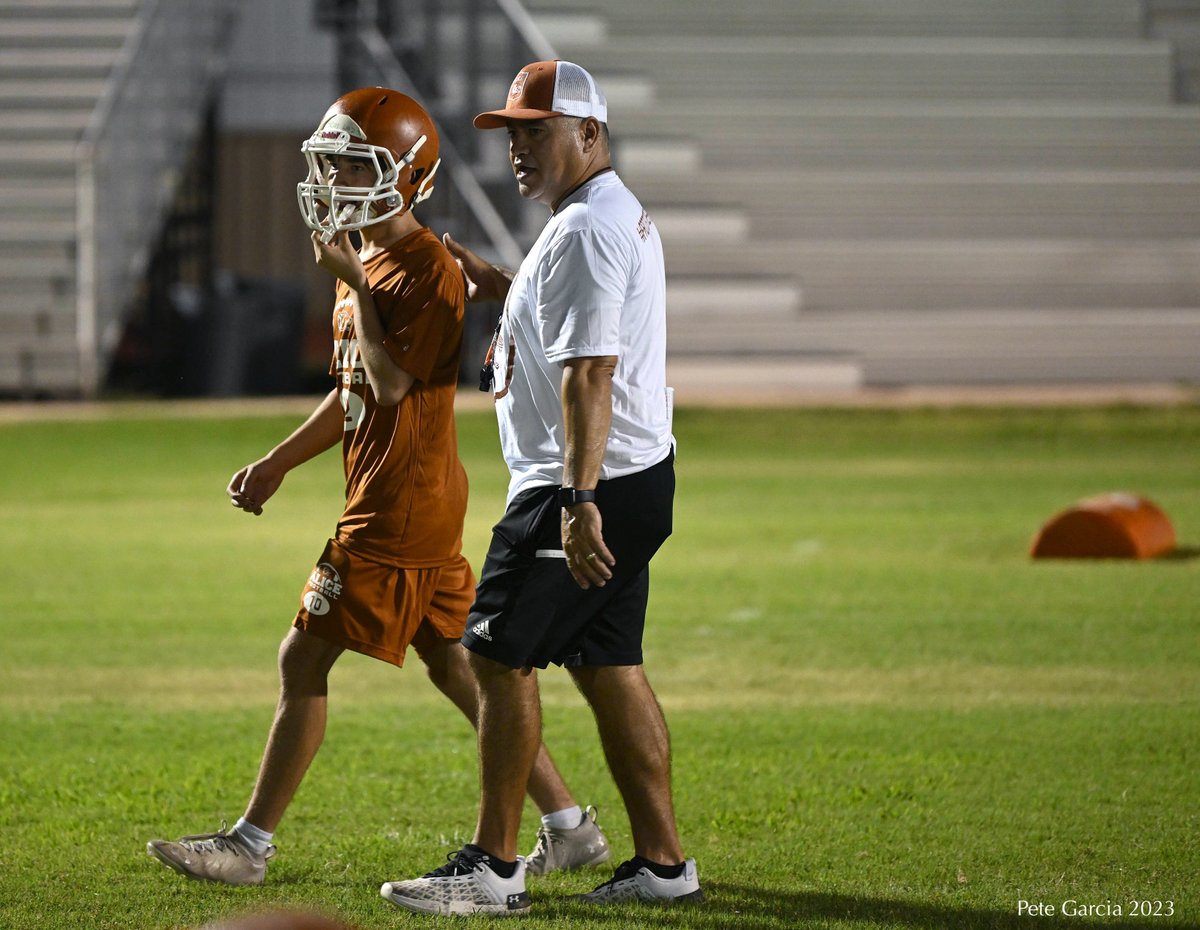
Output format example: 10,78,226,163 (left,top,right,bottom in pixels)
330,226,468,568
